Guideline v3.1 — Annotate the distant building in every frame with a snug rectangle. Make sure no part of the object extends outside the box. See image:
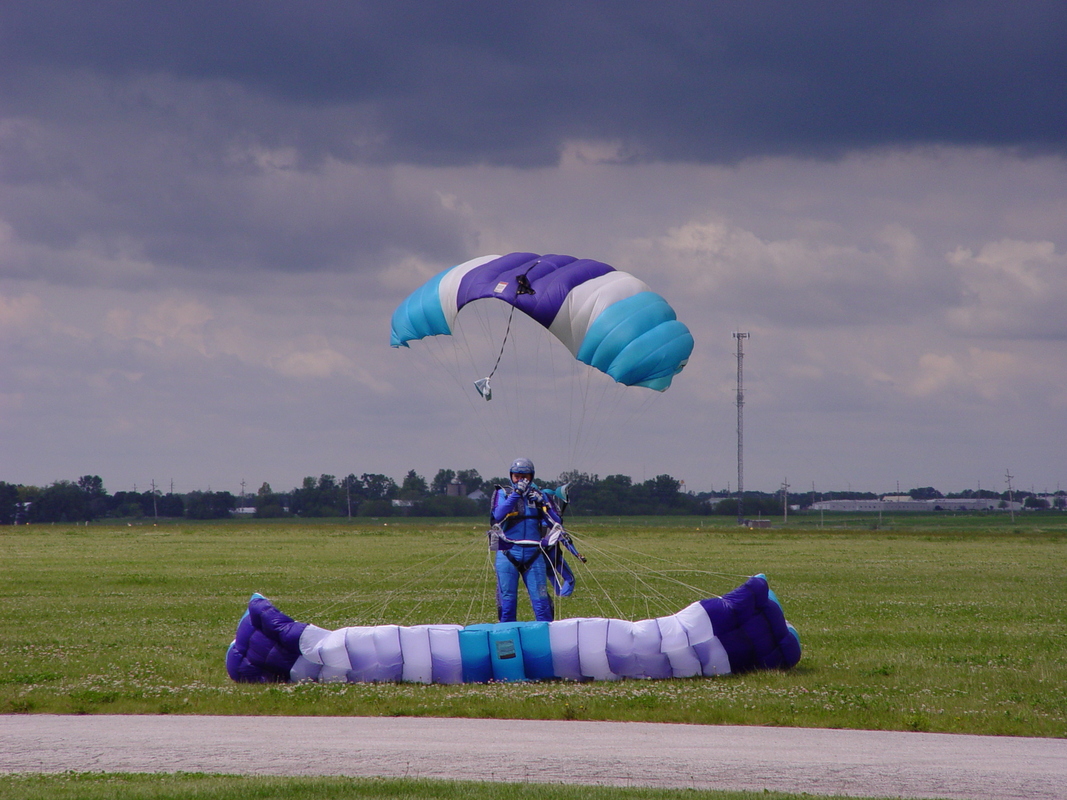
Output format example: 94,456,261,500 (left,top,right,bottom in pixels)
810,498,1022,512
